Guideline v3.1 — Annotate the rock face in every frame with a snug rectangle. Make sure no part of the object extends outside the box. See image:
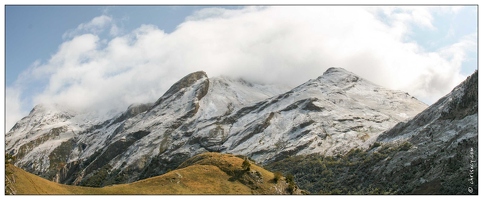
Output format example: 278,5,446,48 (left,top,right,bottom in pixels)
374,70,478,194
6,68,428,187
6,104,79,179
